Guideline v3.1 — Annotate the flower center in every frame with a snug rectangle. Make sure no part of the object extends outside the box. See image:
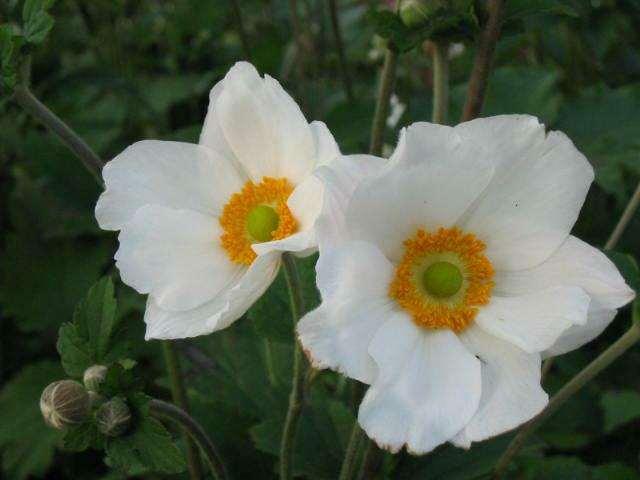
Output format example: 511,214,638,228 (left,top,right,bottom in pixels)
389,227,494,332
247,205,280,242
422,261,463,298
220,177,298,265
